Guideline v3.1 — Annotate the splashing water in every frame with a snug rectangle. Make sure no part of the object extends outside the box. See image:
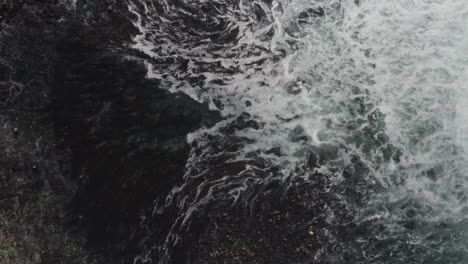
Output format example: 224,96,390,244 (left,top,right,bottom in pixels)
356,1,468,263
127,0,468,263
